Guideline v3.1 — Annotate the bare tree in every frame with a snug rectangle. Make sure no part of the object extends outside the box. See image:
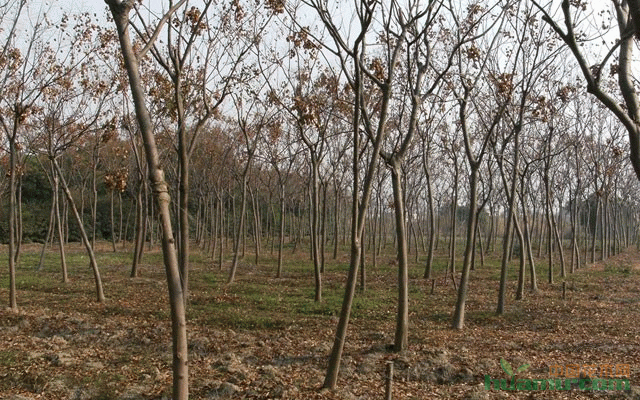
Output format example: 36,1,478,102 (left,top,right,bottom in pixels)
106,1,189,397
534,0,640,182
446,1,510,330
